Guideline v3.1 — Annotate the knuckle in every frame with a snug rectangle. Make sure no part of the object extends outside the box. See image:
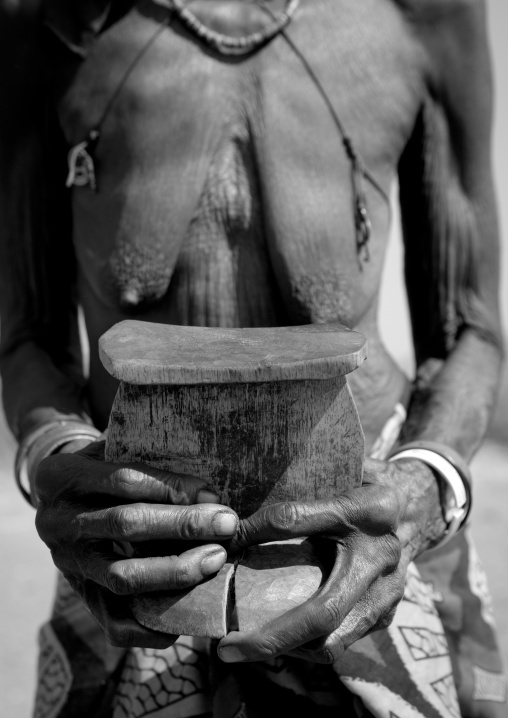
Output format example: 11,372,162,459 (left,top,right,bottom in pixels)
358,612,377,636
123,563,146,594
234,519,252,547
178,508,203,540
105,564,131,595
381,534,402,572
362,487,399,533
356,534,382,568
320,597,343,630
384,583,405,614
164,474,186,504
361,532,401,574
107,506,141,540
333,494,361,533
254,637,280,659
340,491,361,518
376,489,400,528
70,513,87,542
393,582,405,605
269,502,301,534
111,468,143,493
375,593,400,630
171,562,193,589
